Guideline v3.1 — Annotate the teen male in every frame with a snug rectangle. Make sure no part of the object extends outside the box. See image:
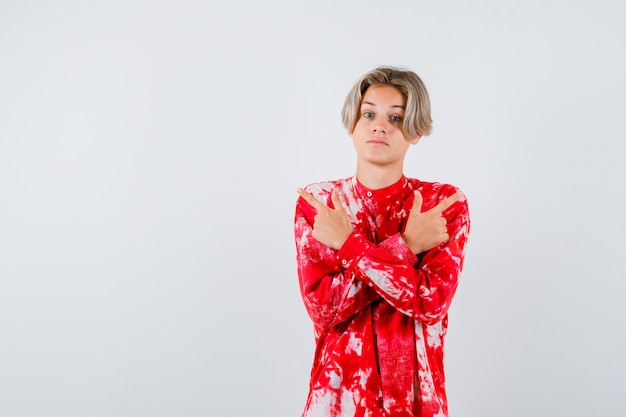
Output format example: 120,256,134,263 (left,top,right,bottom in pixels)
294,66,470,417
